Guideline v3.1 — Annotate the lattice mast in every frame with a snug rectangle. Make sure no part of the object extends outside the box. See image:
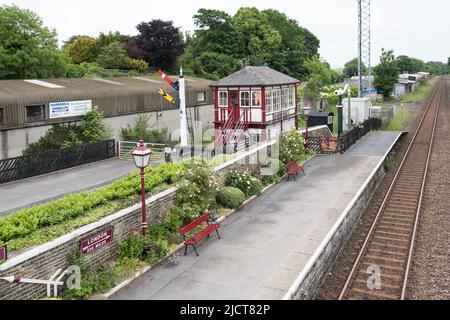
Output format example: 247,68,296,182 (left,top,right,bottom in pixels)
358,0,371,97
